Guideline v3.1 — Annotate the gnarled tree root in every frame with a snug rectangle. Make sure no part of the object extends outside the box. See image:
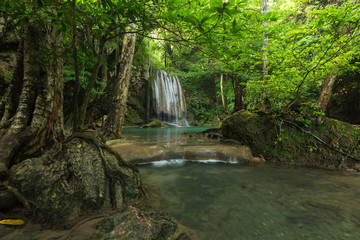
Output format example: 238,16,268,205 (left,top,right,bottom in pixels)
7,185,30,211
